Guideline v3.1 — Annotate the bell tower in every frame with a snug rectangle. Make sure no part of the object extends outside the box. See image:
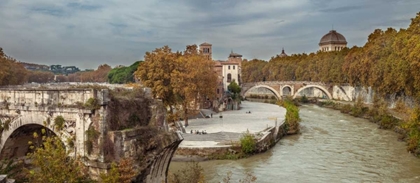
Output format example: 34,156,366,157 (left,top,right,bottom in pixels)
199,42,212,60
